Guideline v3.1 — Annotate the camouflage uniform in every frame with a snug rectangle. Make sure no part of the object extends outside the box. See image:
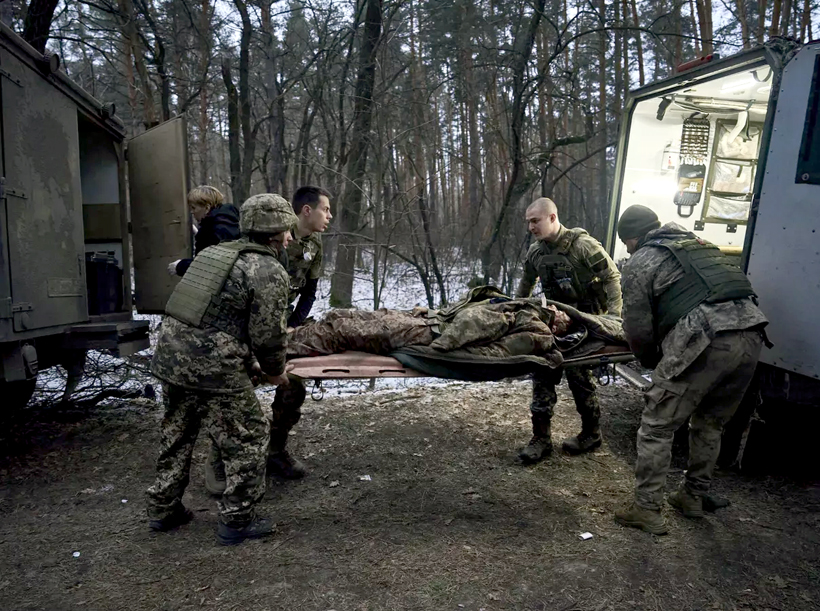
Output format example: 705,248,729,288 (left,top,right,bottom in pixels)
621,223,767,510
286,232,323,306
148,234,291,527
516,225,622,455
